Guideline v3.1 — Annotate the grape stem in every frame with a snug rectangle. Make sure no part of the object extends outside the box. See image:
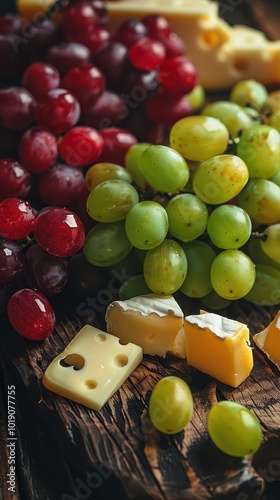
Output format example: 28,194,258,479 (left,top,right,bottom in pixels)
251,231,267,241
